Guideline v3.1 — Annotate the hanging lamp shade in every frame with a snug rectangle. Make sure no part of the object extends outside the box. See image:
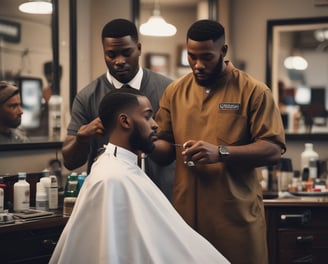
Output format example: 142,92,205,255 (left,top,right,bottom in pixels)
140,3,176,37
19,0,53,14
284,55,308,71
